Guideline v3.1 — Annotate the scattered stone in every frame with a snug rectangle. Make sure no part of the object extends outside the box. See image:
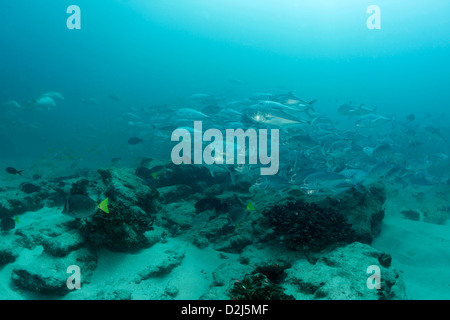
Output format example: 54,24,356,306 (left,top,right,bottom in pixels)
230,273,294,300
324,184,386,244
0,247,18,266
204,184,225,196
214,234,252,253
401,209,421,221
191,236,209,249
212,262,250,287
158,184,192,204
41,231,85,257
423,210,447,225
136,250,185,282
164,283,179,298
195,197,224,213
378,252,392,268
0,192,45,217
70,179,90,196
96,288,132,300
